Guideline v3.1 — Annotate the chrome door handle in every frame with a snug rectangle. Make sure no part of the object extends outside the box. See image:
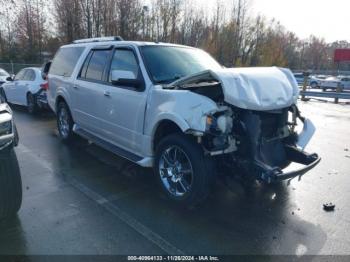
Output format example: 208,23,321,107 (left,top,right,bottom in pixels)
104,91,110,97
